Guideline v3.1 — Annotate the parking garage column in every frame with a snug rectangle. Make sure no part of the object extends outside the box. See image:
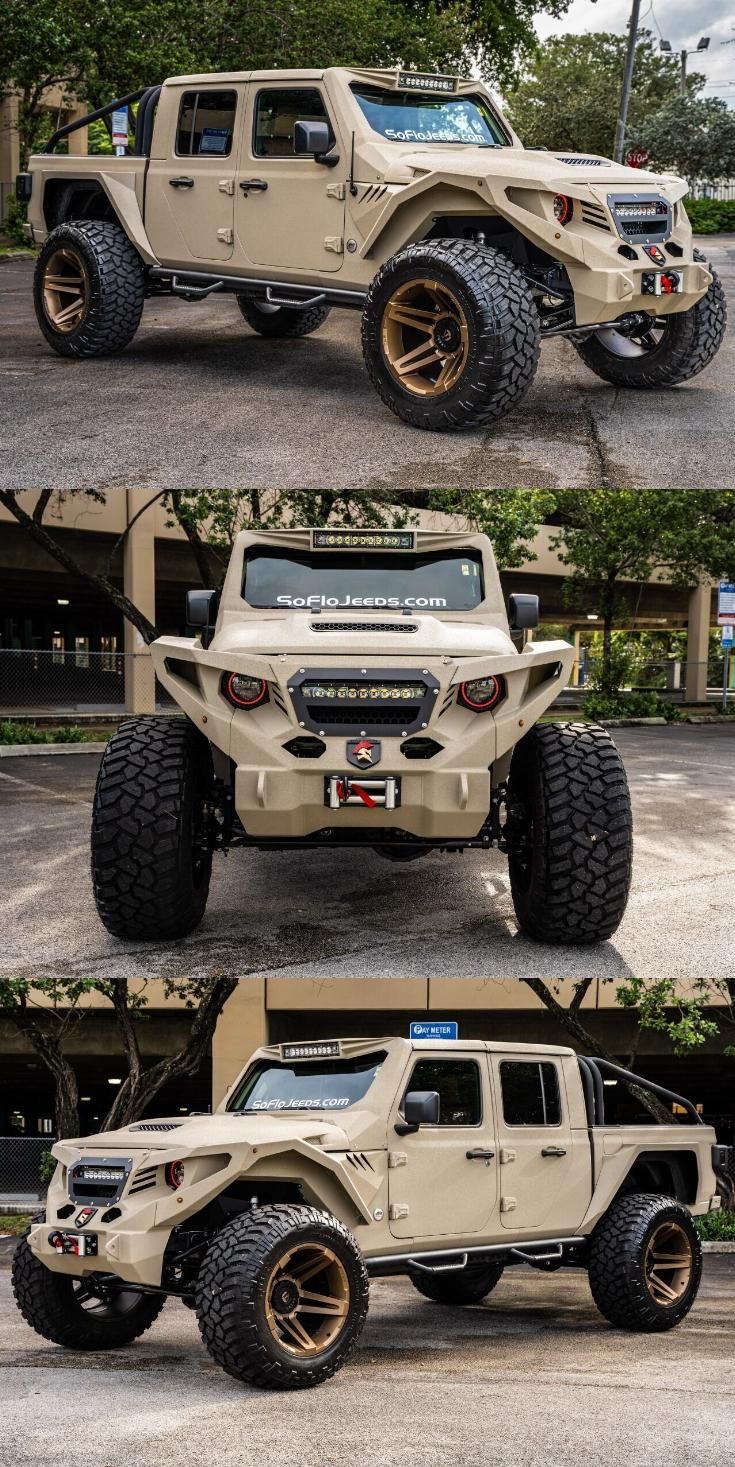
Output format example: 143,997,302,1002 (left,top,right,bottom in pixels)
685,581,712,705
123,490,157,713
212,982,267,1107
